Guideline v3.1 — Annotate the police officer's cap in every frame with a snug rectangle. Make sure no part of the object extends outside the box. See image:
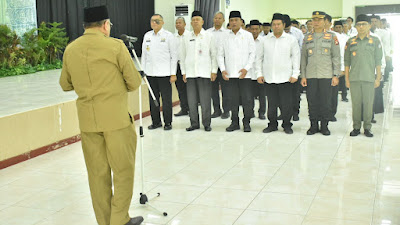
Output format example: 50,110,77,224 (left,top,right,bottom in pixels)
250,20,261,26
192,11,202,18
282,14,291,28
312,11,326,19
356,14,371,24
229,11,242,19
84,5,109,23
334,21,343,26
